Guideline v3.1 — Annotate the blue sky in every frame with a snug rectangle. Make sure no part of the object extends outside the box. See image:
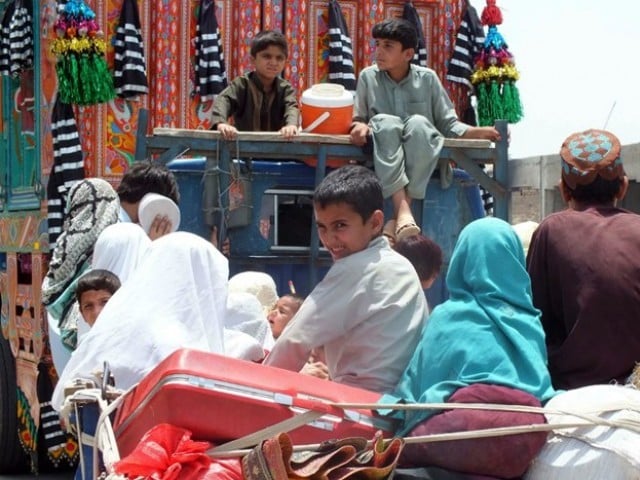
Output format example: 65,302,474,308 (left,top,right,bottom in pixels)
470,0,640,158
